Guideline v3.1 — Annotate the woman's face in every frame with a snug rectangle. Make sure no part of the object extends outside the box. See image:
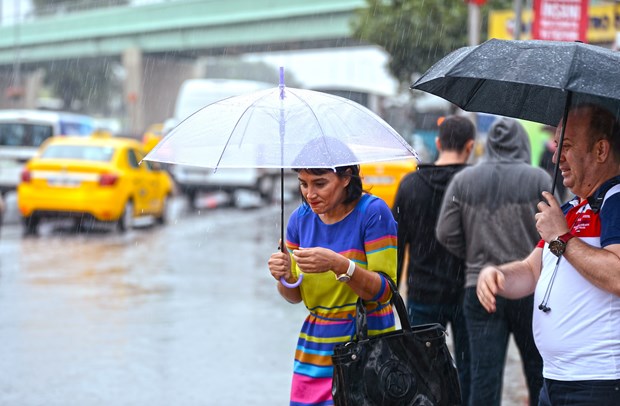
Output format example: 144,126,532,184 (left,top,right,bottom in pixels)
298,170,350,215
